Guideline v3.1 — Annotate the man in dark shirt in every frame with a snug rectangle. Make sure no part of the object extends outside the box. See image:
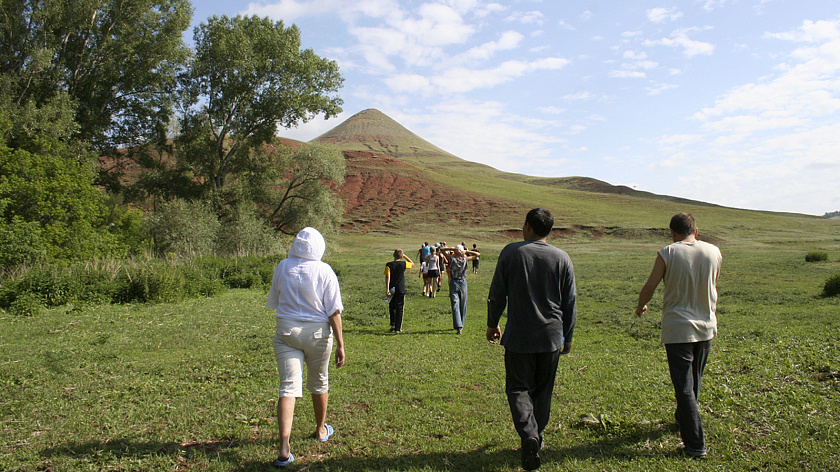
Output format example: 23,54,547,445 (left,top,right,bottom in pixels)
487,208,577,471
385,249,413,333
